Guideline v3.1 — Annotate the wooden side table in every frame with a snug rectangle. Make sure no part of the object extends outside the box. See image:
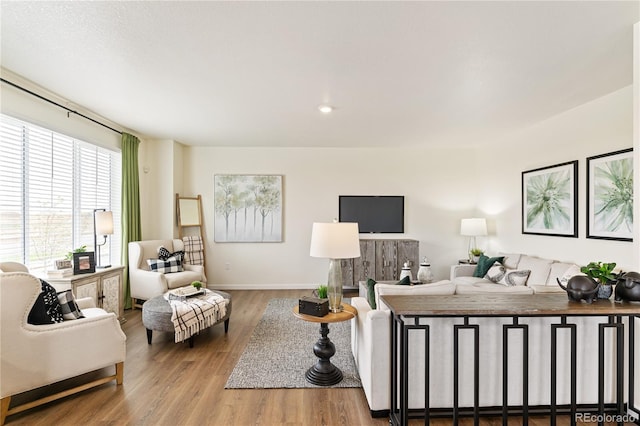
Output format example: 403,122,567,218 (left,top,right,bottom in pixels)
293,302,357,386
